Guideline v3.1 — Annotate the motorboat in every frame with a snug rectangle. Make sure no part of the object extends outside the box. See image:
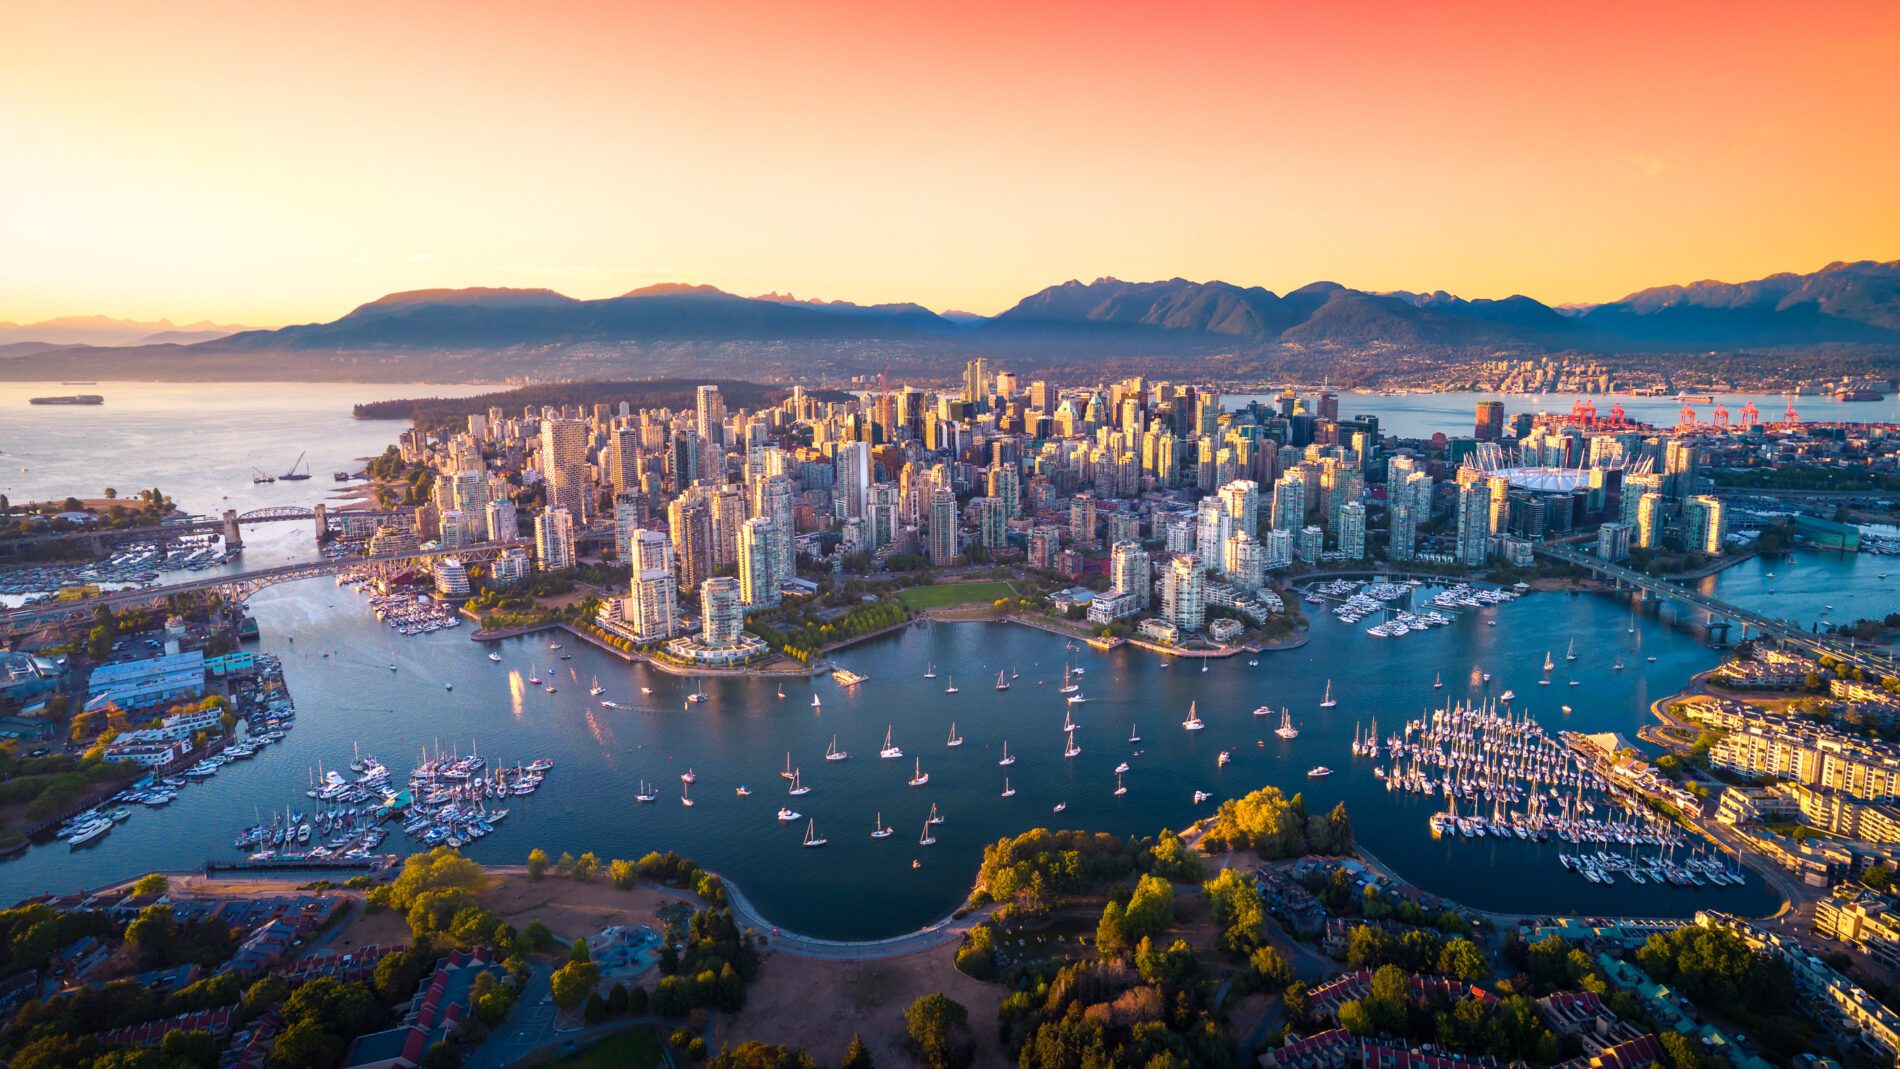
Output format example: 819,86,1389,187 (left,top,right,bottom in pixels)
1307,766,1333,778
778,807,800,822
